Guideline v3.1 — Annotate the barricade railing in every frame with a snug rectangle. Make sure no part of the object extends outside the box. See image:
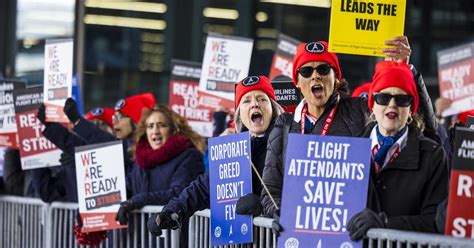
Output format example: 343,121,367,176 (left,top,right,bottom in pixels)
47,202,180,248
0,195,49,248
366,228,474,248
1,196,474,248
189,209,277,248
